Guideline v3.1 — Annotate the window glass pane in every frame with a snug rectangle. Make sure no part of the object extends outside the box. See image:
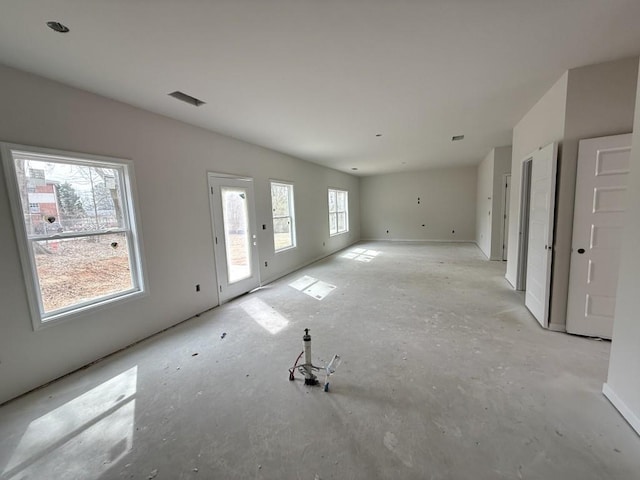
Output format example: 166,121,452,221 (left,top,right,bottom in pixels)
221,187,251,284
13,156,125,236
337,191,346,211
328,189,348,235
328,190,336,213
273,217,292,250
271,184,290,217
33,233,133,313
337,212,346,232
329,212,337,234
271,182,295,251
